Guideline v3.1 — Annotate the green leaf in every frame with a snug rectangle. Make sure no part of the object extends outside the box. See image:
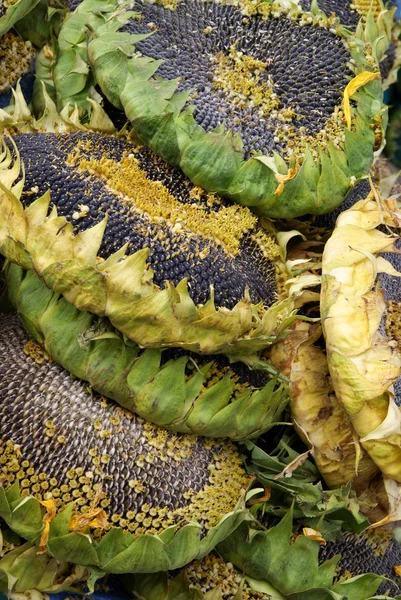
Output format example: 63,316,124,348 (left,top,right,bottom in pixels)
14,0,66,48
0,0,40,37
245,439,369,533
217,513,390,599
217,511,338,595
344,129,374,179
332,574,384,600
